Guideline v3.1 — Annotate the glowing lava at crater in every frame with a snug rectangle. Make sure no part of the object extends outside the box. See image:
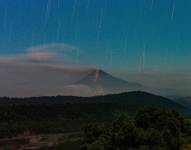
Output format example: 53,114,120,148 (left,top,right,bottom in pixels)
94,69,100,82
